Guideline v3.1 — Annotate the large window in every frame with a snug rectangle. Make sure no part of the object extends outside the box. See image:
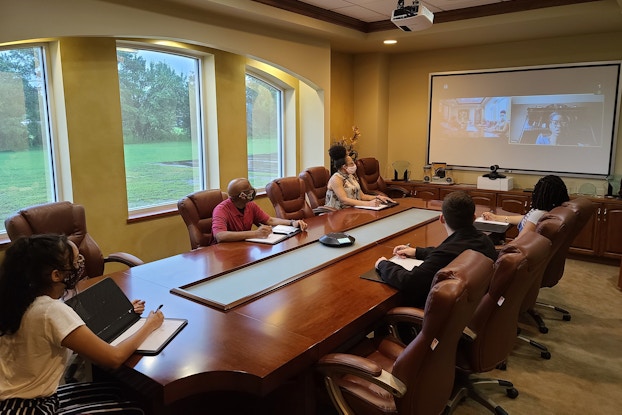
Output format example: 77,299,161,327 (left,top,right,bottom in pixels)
117,47,204,211
0,46,56,234
246,73,283,189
